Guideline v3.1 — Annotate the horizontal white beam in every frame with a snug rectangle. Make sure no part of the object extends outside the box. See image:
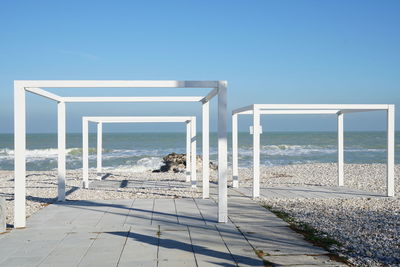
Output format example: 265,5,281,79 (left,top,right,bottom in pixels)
201,88,218,103
236,109,341,115
339,109,387,114
232,105,254,115
25,88,63,102
255,104,390,110
16,80,221,88
63,96,204,103
84,116,195,123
